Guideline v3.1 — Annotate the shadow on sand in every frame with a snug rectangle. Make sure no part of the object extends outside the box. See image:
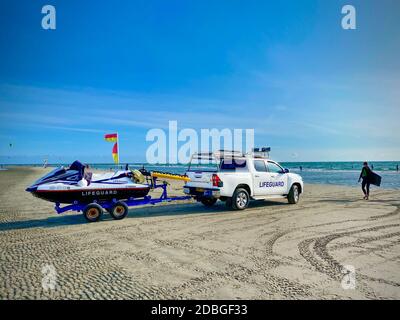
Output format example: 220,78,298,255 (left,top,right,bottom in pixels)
0,199,286,232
